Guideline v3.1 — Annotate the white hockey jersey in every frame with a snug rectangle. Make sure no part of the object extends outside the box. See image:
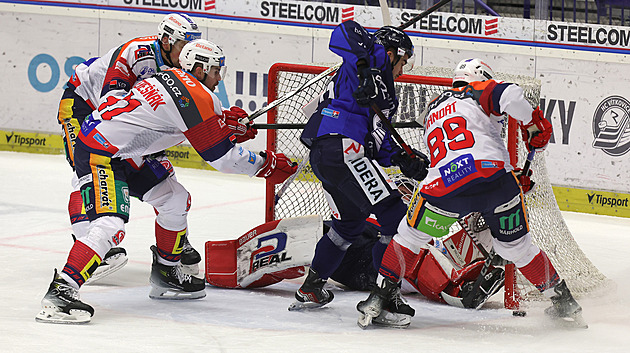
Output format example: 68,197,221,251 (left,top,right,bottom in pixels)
420,80,535,198
79,68,264,176
68,36,167,110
